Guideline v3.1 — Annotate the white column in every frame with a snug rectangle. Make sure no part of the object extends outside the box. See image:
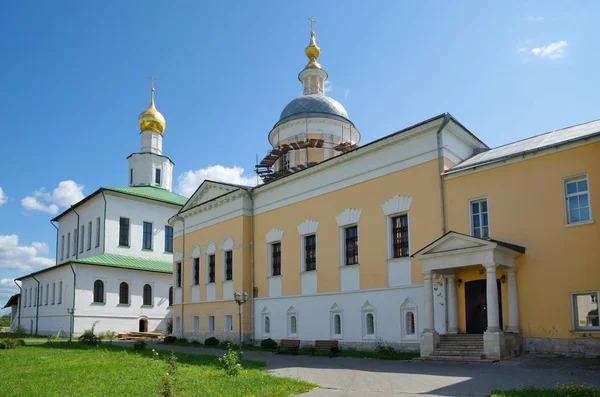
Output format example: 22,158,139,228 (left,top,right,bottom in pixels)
423,271,435,332
506,268,520,332
484,263,501,333
446,273,458,334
